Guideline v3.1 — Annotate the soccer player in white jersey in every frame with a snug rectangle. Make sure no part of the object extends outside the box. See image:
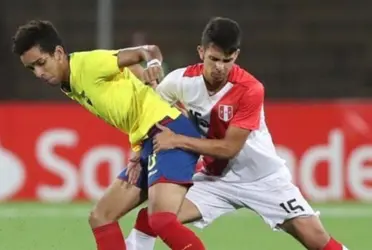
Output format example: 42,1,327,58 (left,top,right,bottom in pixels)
125,17,349,250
